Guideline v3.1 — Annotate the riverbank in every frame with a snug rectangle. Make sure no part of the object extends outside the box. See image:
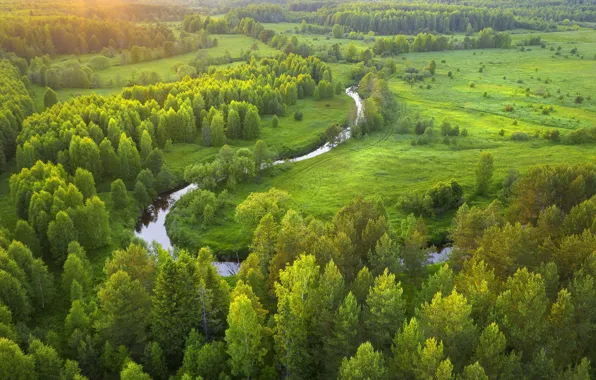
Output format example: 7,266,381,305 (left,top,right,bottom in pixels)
134,88,363,274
